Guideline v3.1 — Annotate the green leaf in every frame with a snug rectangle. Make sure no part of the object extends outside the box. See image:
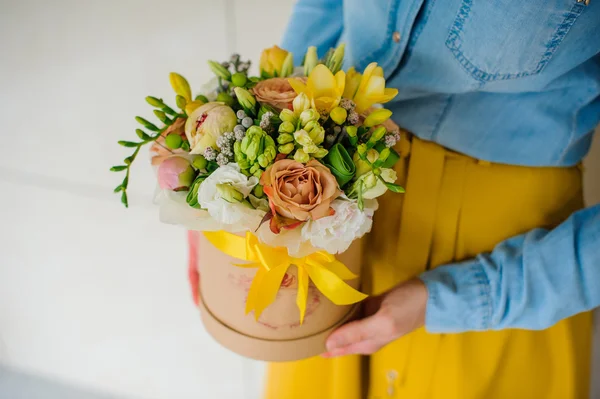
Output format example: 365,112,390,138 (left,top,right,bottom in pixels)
113,185,123,193
118,140,139,148
110,165,127,172
180,140,190,151
324,143,356,187
121,191,128,208
122,176,129,187
123,157,133,165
